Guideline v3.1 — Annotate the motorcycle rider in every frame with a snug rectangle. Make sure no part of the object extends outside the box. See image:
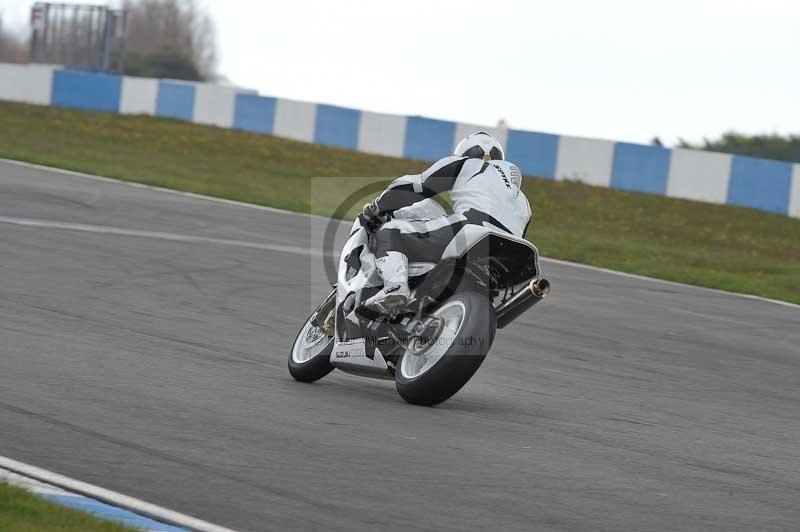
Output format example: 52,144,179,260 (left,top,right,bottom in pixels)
360,131,532,312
